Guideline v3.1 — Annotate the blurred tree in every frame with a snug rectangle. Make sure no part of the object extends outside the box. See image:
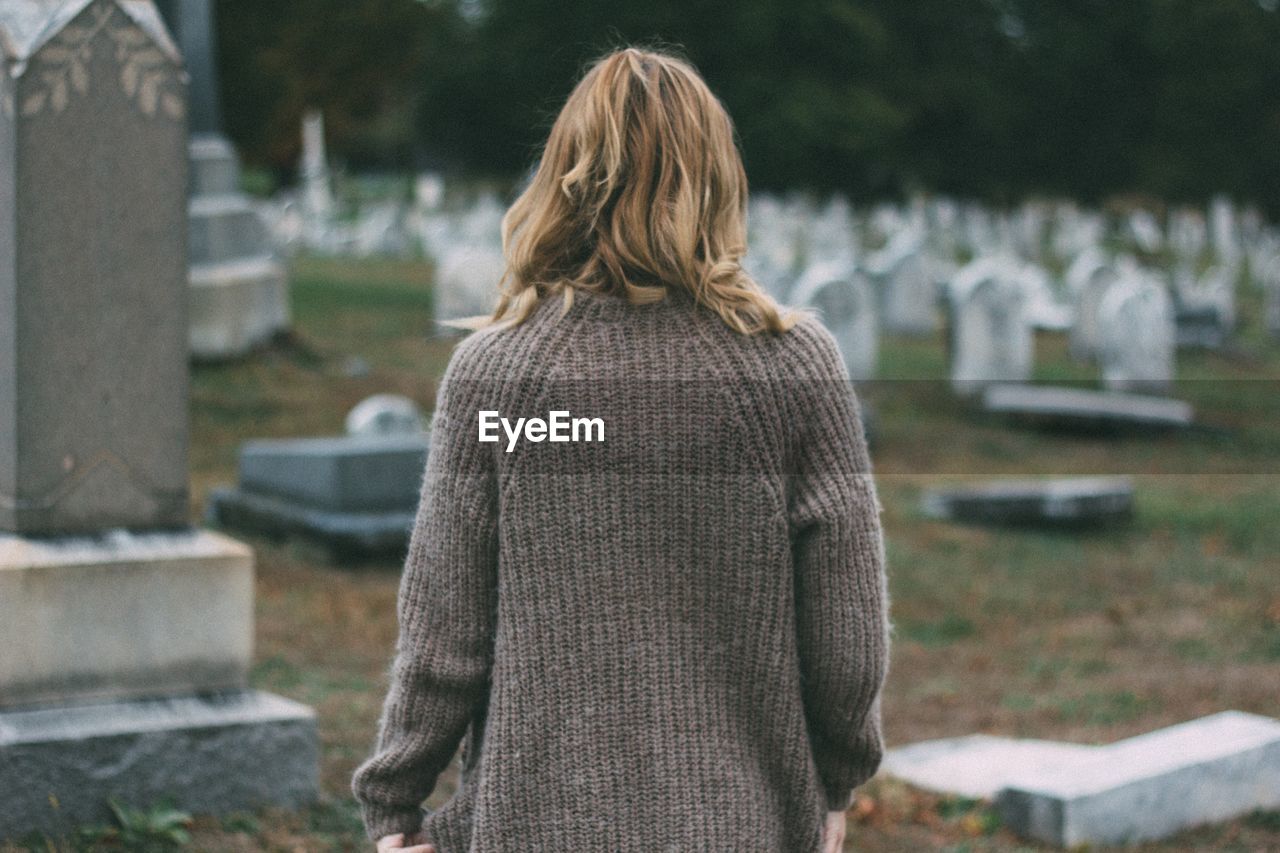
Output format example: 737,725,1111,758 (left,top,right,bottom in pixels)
213,0,1280,214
